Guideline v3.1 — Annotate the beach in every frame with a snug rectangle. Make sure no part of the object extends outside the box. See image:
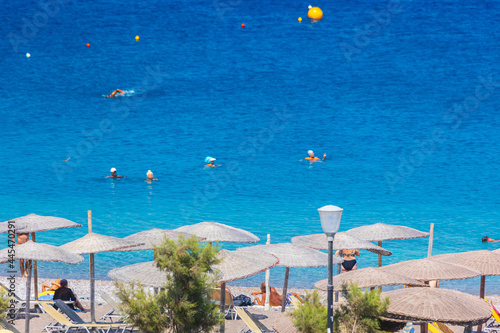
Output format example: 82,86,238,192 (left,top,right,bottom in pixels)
4,275,500,332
